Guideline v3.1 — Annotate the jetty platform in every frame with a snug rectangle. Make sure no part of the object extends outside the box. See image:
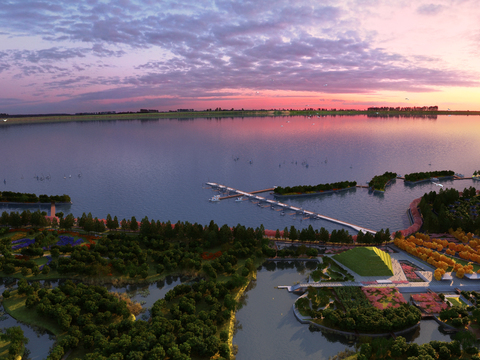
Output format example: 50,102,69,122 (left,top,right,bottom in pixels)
206,182,376,234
